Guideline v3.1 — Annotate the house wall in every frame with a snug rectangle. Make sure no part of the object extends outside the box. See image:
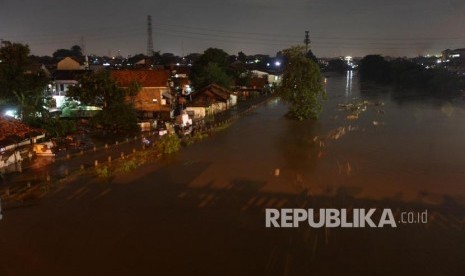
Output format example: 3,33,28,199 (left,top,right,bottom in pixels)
267,74,281,85
185,107,206,119
209,102,227,115
229,94,238,106
55,80,78,95
130,87,171,112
